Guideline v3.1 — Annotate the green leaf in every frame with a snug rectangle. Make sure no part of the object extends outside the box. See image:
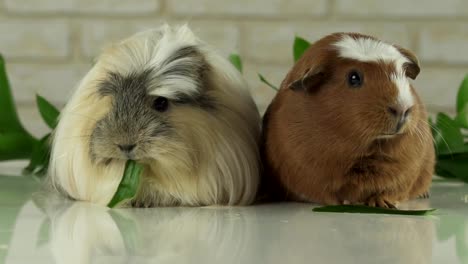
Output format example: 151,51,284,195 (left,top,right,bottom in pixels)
228,54,243,73
456,74,468,113
433,113,465,155
454,105,468,129
0,54,31,135
258,73,279,91
0,133,36,161
313,205,436,215
293,36,311,62
23,134,51,176
36,95,60,129
436,157,468,183
108,160,143,208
